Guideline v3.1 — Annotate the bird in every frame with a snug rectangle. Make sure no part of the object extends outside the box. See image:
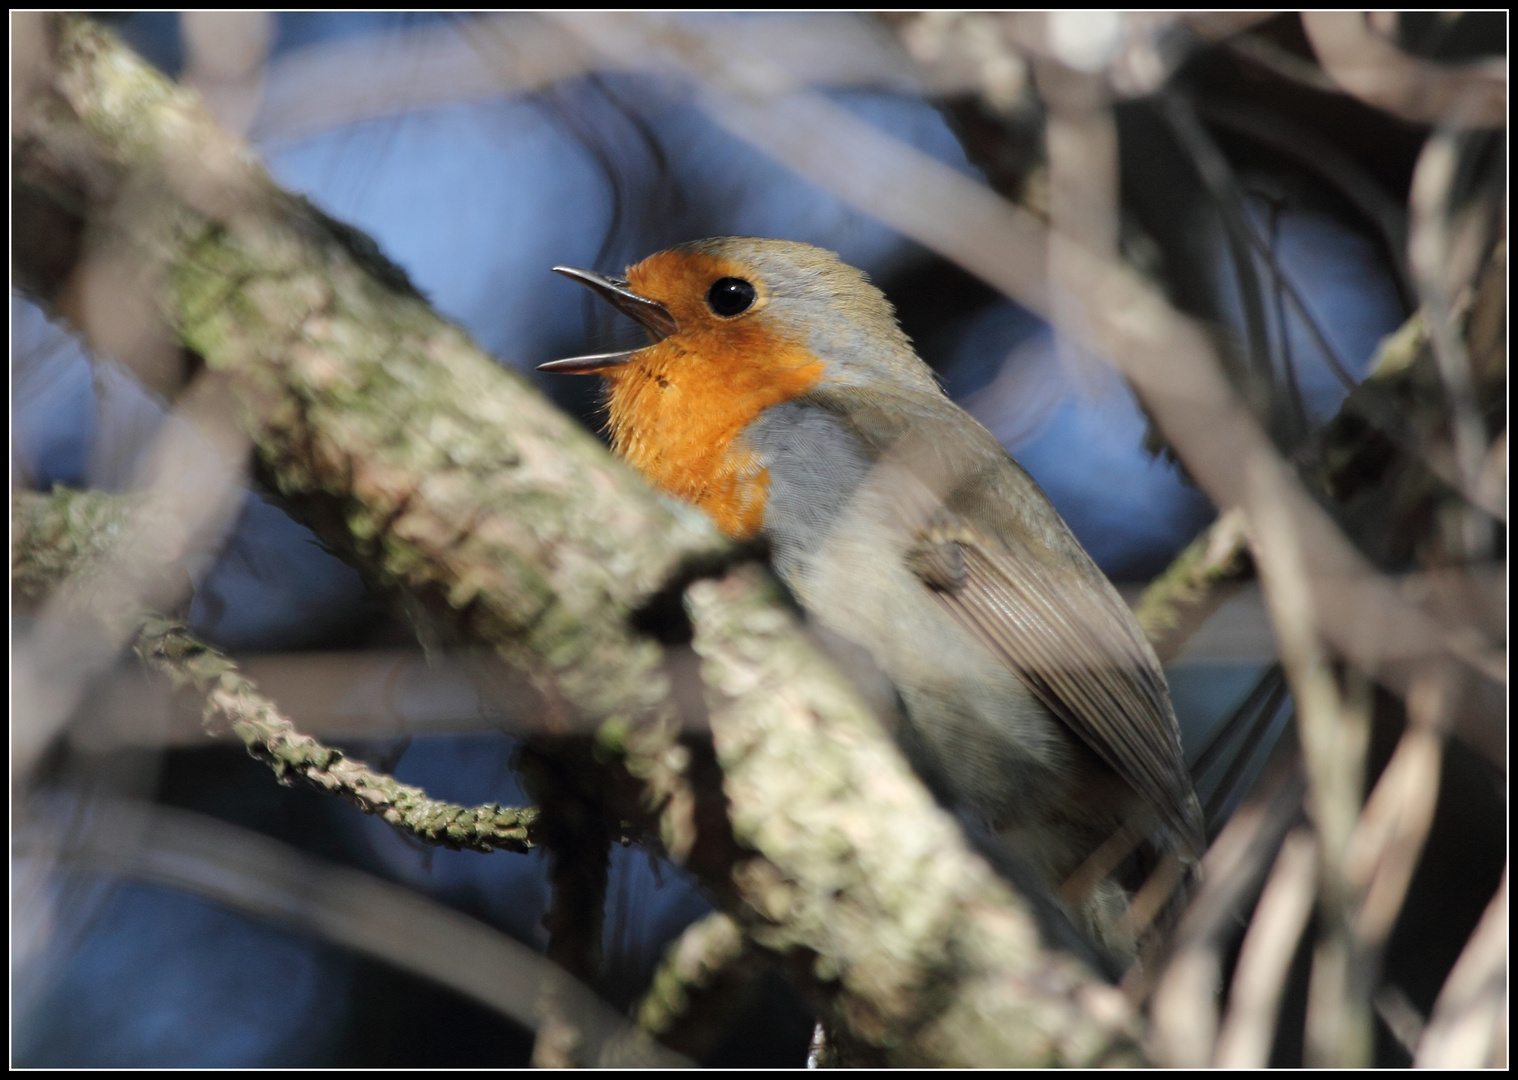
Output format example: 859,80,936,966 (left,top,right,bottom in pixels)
540,237,1205,959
